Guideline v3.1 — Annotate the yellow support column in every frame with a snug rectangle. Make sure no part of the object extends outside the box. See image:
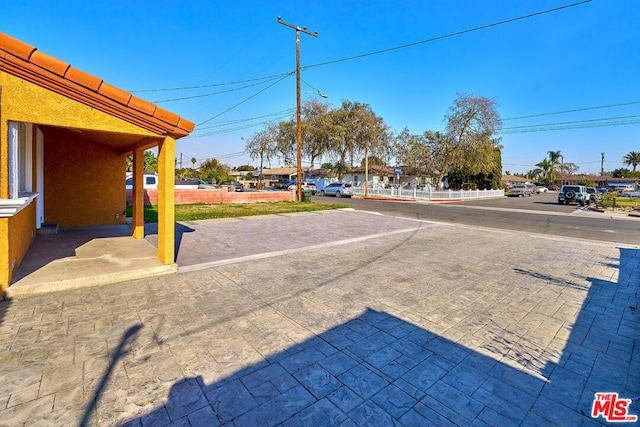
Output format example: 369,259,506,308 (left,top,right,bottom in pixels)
131,148,145,239
157,136,175,265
